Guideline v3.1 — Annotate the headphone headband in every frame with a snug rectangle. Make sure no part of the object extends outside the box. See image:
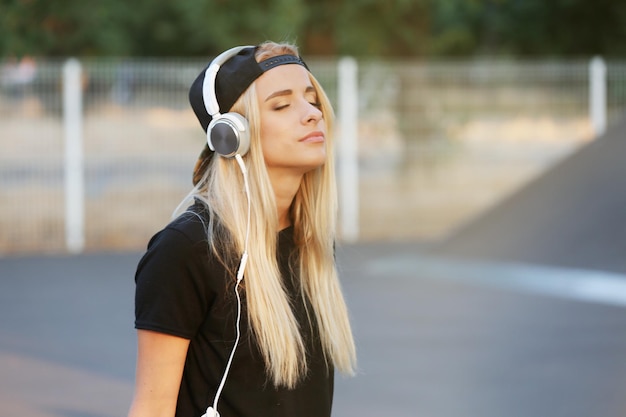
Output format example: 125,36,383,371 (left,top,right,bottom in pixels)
189,44,309,159
202,46,254,118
